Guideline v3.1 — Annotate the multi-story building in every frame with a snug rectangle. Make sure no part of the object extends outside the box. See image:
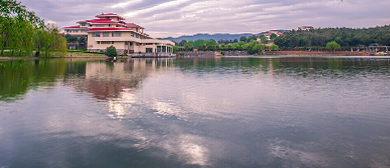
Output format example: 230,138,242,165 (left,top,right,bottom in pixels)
64,13,175,54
